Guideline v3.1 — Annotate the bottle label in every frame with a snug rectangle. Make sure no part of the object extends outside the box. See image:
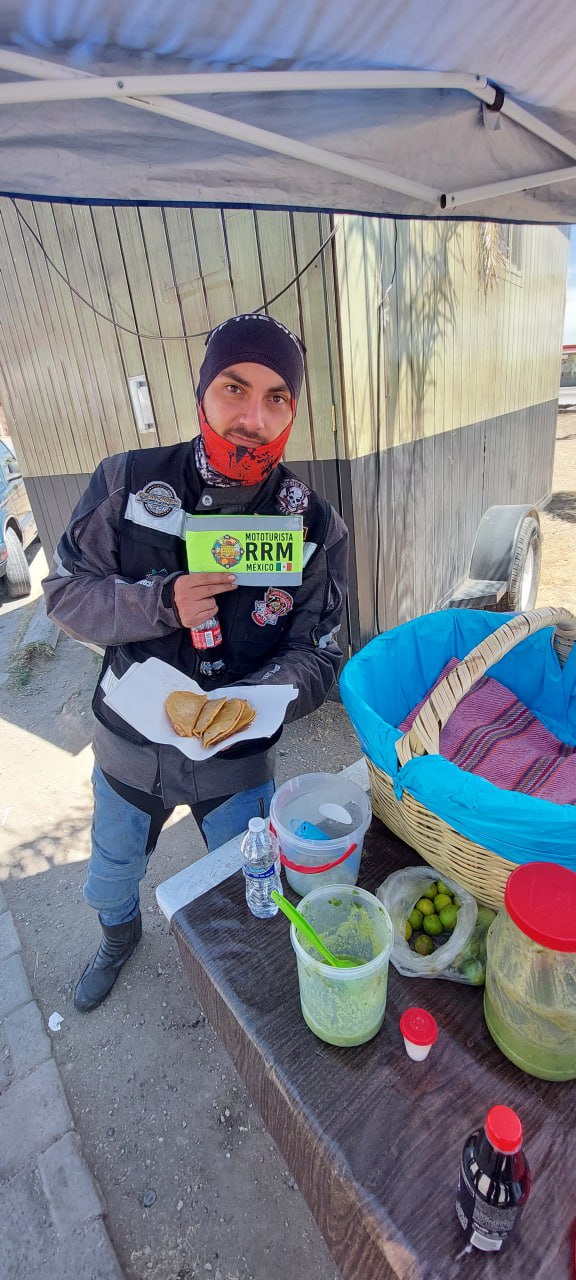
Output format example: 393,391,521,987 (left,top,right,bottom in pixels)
456,1165,519,1252
190,619,222,650
244,863,276,881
